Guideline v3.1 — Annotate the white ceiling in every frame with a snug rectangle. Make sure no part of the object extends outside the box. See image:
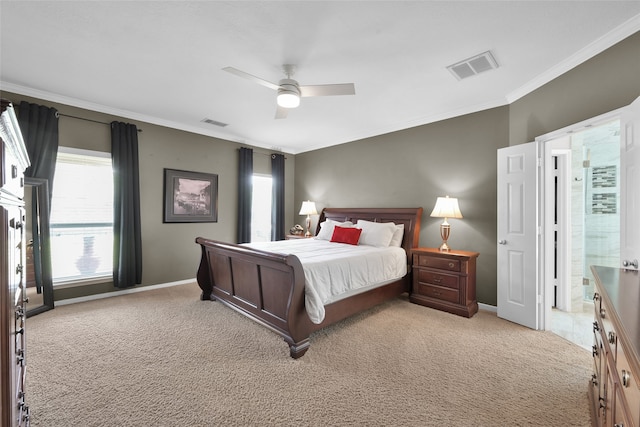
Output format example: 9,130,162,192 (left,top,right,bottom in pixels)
1,1,639,154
